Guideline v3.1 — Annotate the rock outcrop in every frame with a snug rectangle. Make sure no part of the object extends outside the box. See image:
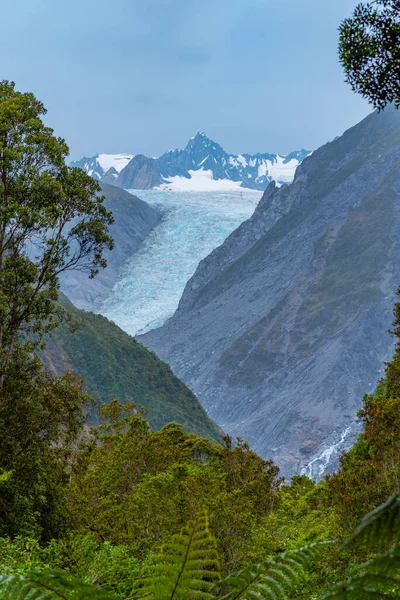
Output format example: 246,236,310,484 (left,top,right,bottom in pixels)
114,155,162,189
